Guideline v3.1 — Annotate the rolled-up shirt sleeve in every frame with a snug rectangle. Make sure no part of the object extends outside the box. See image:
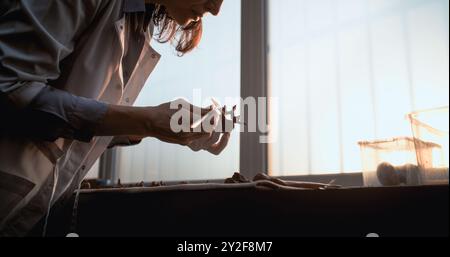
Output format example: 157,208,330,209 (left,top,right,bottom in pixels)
0,0,112,142
0,85,108,142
